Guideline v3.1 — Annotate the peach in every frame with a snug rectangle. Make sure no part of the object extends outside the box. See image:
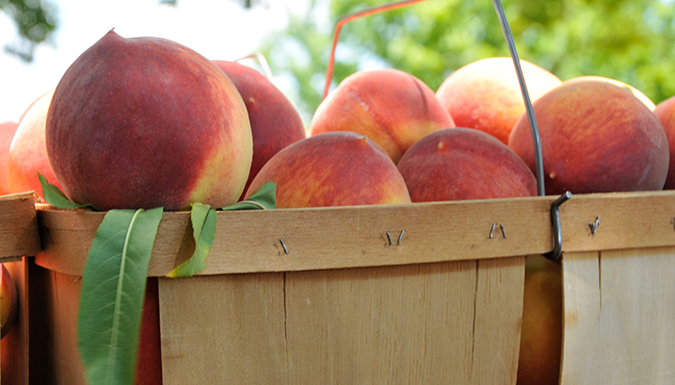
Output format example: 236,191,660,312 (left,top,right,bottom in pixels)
134,277,162,385
212,60,306,200
0,122,19,195
45,30,252,211
517,255,563,385
309,68,454,164
1,264,18,339
654,95,675,189
245,131,411,208
8,90,64,199
397,128,537,202
508,78,669,194
436,57,562,144
567,75,655,110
